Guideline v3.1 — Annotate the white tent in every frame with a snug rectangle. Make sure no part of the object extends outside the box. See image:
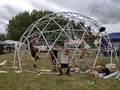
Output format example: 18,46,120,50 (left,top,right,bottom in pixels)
4,40,19,46
4,40,25,49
